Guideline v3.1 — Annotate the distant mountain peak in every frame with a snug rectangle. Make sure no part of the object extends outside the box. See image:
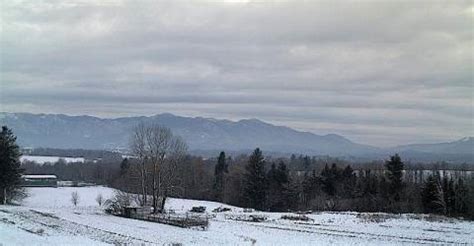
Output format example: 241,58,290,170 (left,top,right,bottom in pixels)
323,133,352,143
457,137,473,142
238,118,268,125
2,112,472,162
157,112,176,117
0,112,376,156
